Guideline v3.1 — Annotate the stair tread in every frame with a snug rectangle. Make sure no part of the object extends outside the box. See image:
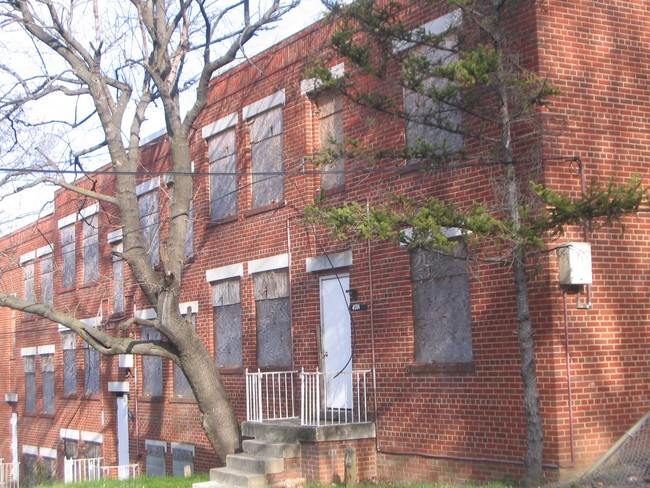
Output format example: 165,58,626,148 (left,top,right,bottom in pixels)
213,466,266,478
